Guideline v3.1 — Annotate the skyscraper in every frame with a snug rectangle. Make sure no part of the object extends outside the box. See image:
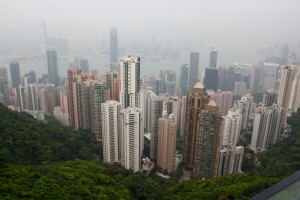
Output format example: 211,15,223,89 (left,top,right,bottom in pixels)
180,64,189,96
101,100,121,164
183,82,210,169
14,86,27,111
110,27,118,72
141,89,163,160
0,78,10,106
234,94,254,130
164,70,176,96
38,83,56,114
157,112,177,174
189,52,200,91
218,146,244,176
47,48,60,86
67,68,81,128
80,59,89,73
204,67,219,92
211,91,233,116
251,66,262,94
179,96,187,137
222,108,242,146
27,83,39,111
100,70,120,101
90,82,110,141
261,63,279,92
277,65,297,123
289,71,300,112
209,49,218,68
193,100,223,179
263,89,278,107
218,66,228,91
120,107,142,172
10,61,21,88
120,55,140,109
0,66,8,80
250,104,283,152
